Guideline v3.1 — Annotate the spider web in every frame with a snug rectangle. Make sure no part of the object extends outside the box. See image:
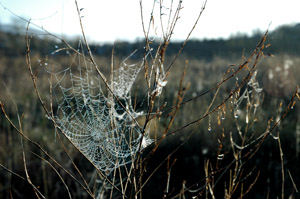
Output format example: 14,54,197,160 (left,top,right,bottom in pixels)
113,50,142,100
48,52,151,174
